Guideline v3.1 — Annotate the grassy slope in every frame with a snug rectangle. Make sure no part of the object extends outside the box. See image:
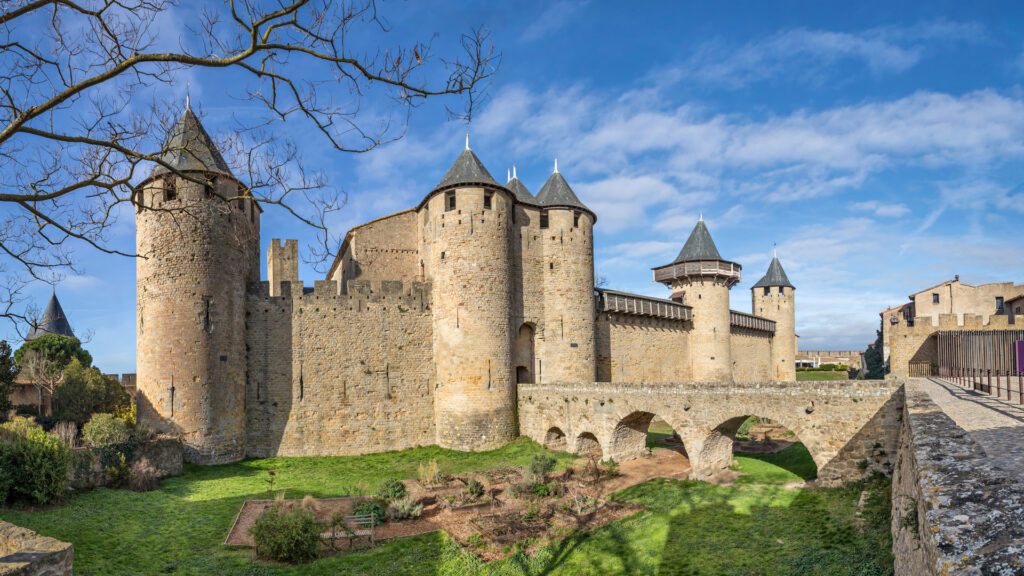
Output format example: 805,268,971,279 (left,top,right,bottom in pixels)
0,440,892,576
796,371,850,381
